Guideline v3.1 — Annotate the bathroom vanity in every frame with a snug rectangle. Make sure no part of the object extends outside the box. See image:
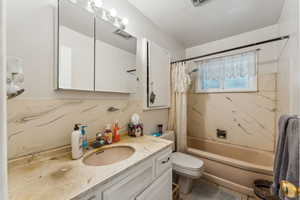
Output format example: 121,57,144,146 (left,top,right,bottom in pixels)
8,136,173,200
